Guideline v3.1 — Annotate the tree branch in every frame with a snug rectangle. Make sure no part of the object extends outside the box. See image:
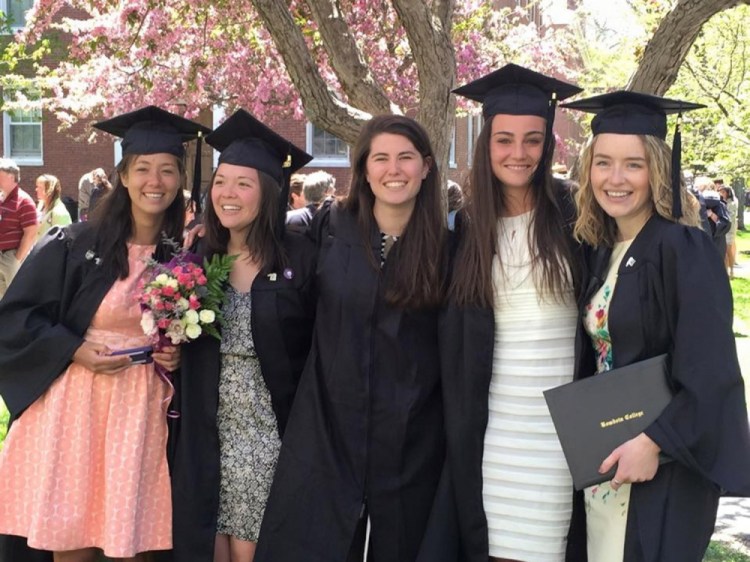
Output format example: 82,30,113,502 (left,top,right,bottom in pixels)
627,0,750,94
432,0,454,31
250,0,369,145
391,0,456,172
305,0,398,115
